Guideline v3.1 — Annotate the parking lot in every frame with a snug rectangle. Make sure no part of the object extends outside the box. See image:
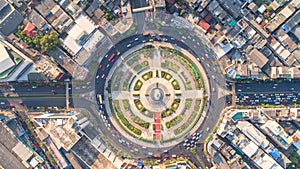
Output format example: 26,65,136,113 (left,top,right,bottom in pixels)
235,80,300,106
